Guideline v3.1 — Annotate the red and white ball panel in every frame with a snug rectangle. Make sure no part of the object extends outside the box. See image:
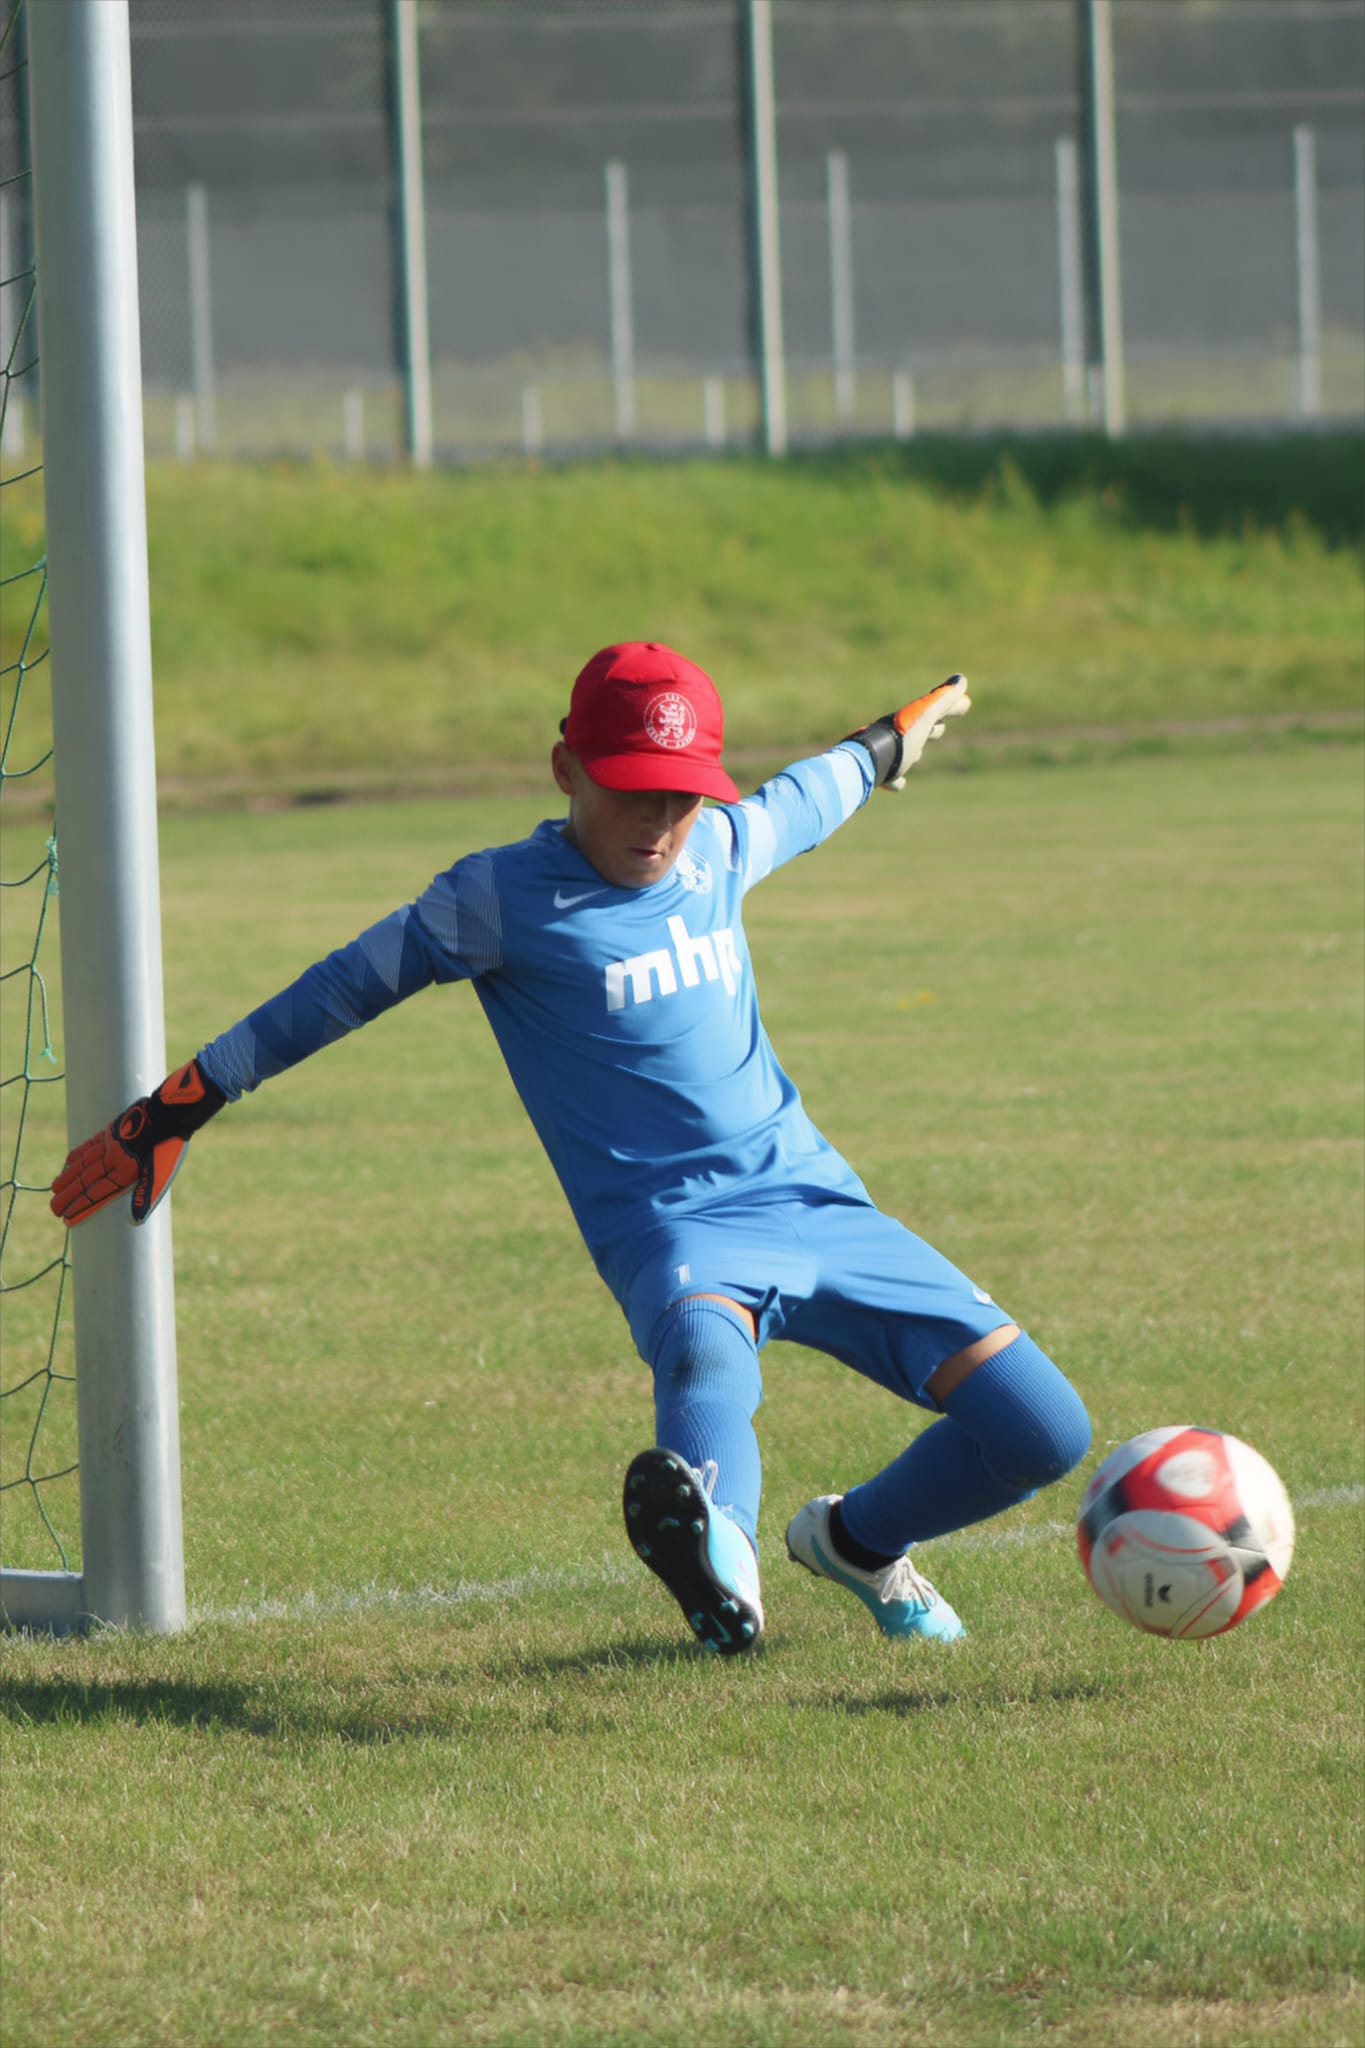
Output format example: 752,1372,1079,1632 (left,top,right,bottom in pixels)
1085,1512,1247,1638
1077,1426,1295,1639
